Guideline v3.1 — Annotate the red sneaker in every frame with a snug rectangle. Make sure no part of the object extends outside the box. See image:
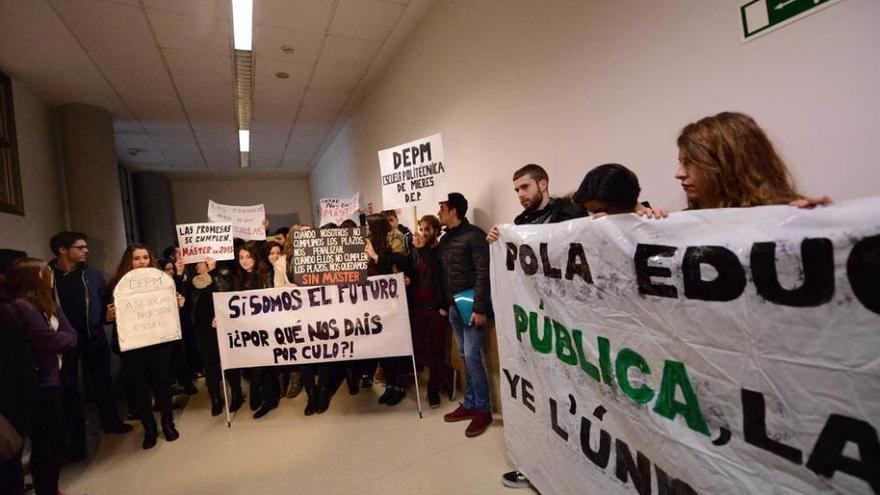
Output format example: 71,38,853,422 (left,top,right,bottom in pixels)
465,411,493,437
443,403,477,423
